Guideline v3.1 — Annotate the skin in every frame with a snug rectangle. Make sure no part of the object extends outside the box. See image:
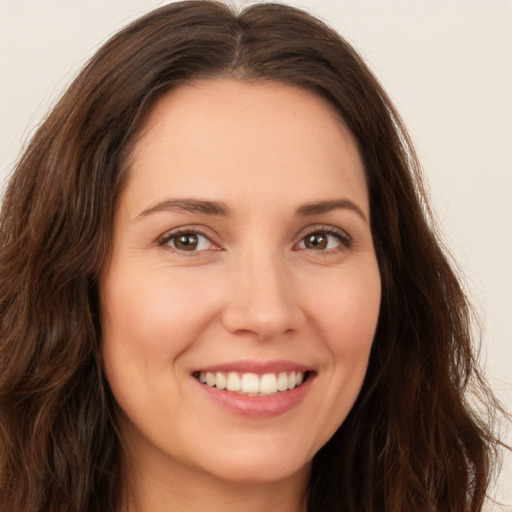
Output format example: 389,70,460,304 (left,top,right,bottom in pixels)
101,78,381,512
